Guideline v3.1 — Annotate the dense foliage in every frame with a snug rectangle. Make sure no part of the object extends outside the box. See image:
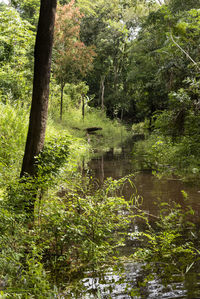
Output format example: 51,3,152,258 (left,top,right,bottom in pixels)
0,0,200,296
0,5,34,103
